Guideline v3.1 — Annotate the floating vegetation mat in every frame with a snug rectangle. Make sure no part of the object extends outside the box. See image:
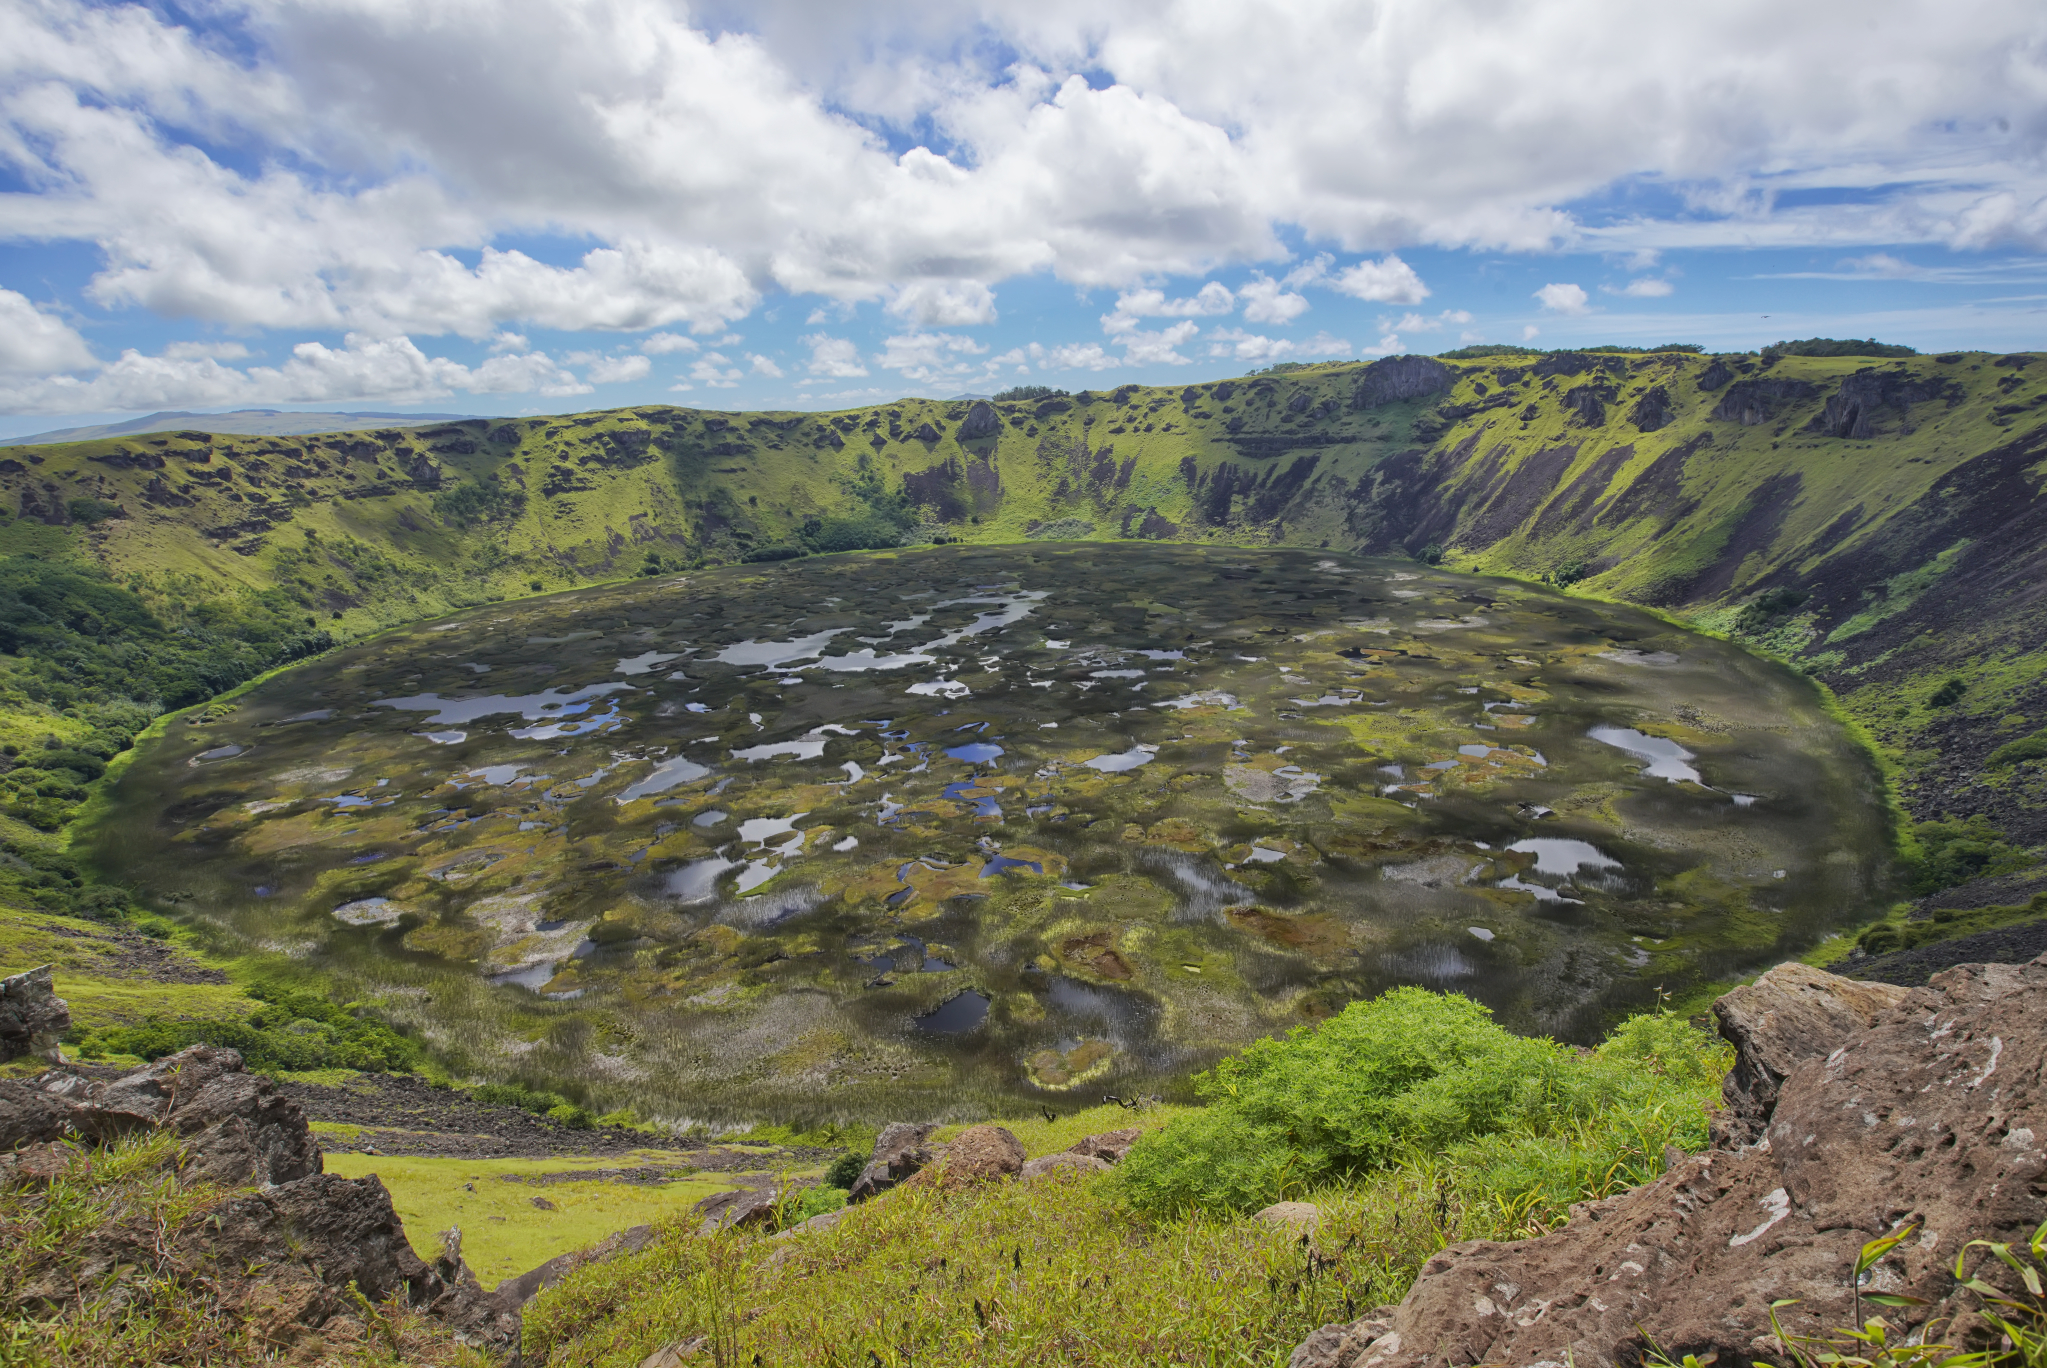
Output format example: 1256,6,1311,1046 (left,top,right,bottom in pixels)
90,544,1889,1119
